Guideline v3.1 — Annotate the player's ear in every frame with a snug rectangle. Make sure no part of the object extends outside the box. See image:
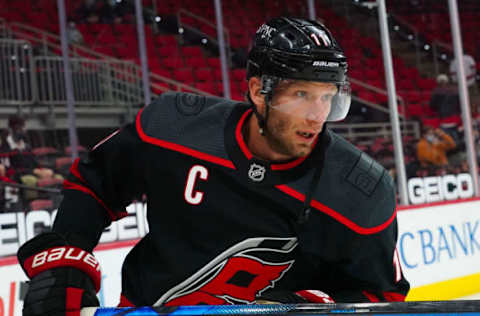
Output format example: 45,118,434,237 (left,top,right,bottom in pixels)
248,77,266,114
